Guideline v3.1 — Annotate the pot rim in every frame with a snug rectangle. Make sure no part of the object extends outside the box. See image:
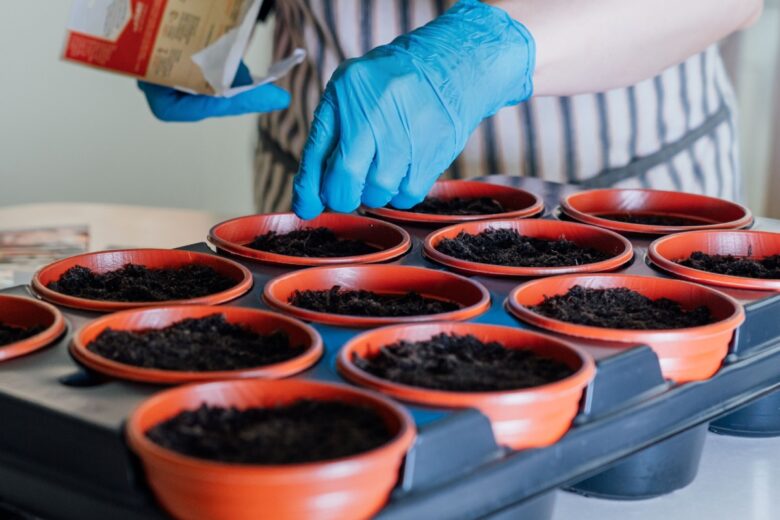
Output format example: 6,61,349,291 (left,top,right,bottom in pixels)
363,179,545,225
70,305,323,384
648,230,780,292
337,322,596,405
207,212,412,266
506,273,746,344
31,248,253,312
561,188,753,235
126,379,416,477
262,264,492,328
423,218,634,277
0,295,67,362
